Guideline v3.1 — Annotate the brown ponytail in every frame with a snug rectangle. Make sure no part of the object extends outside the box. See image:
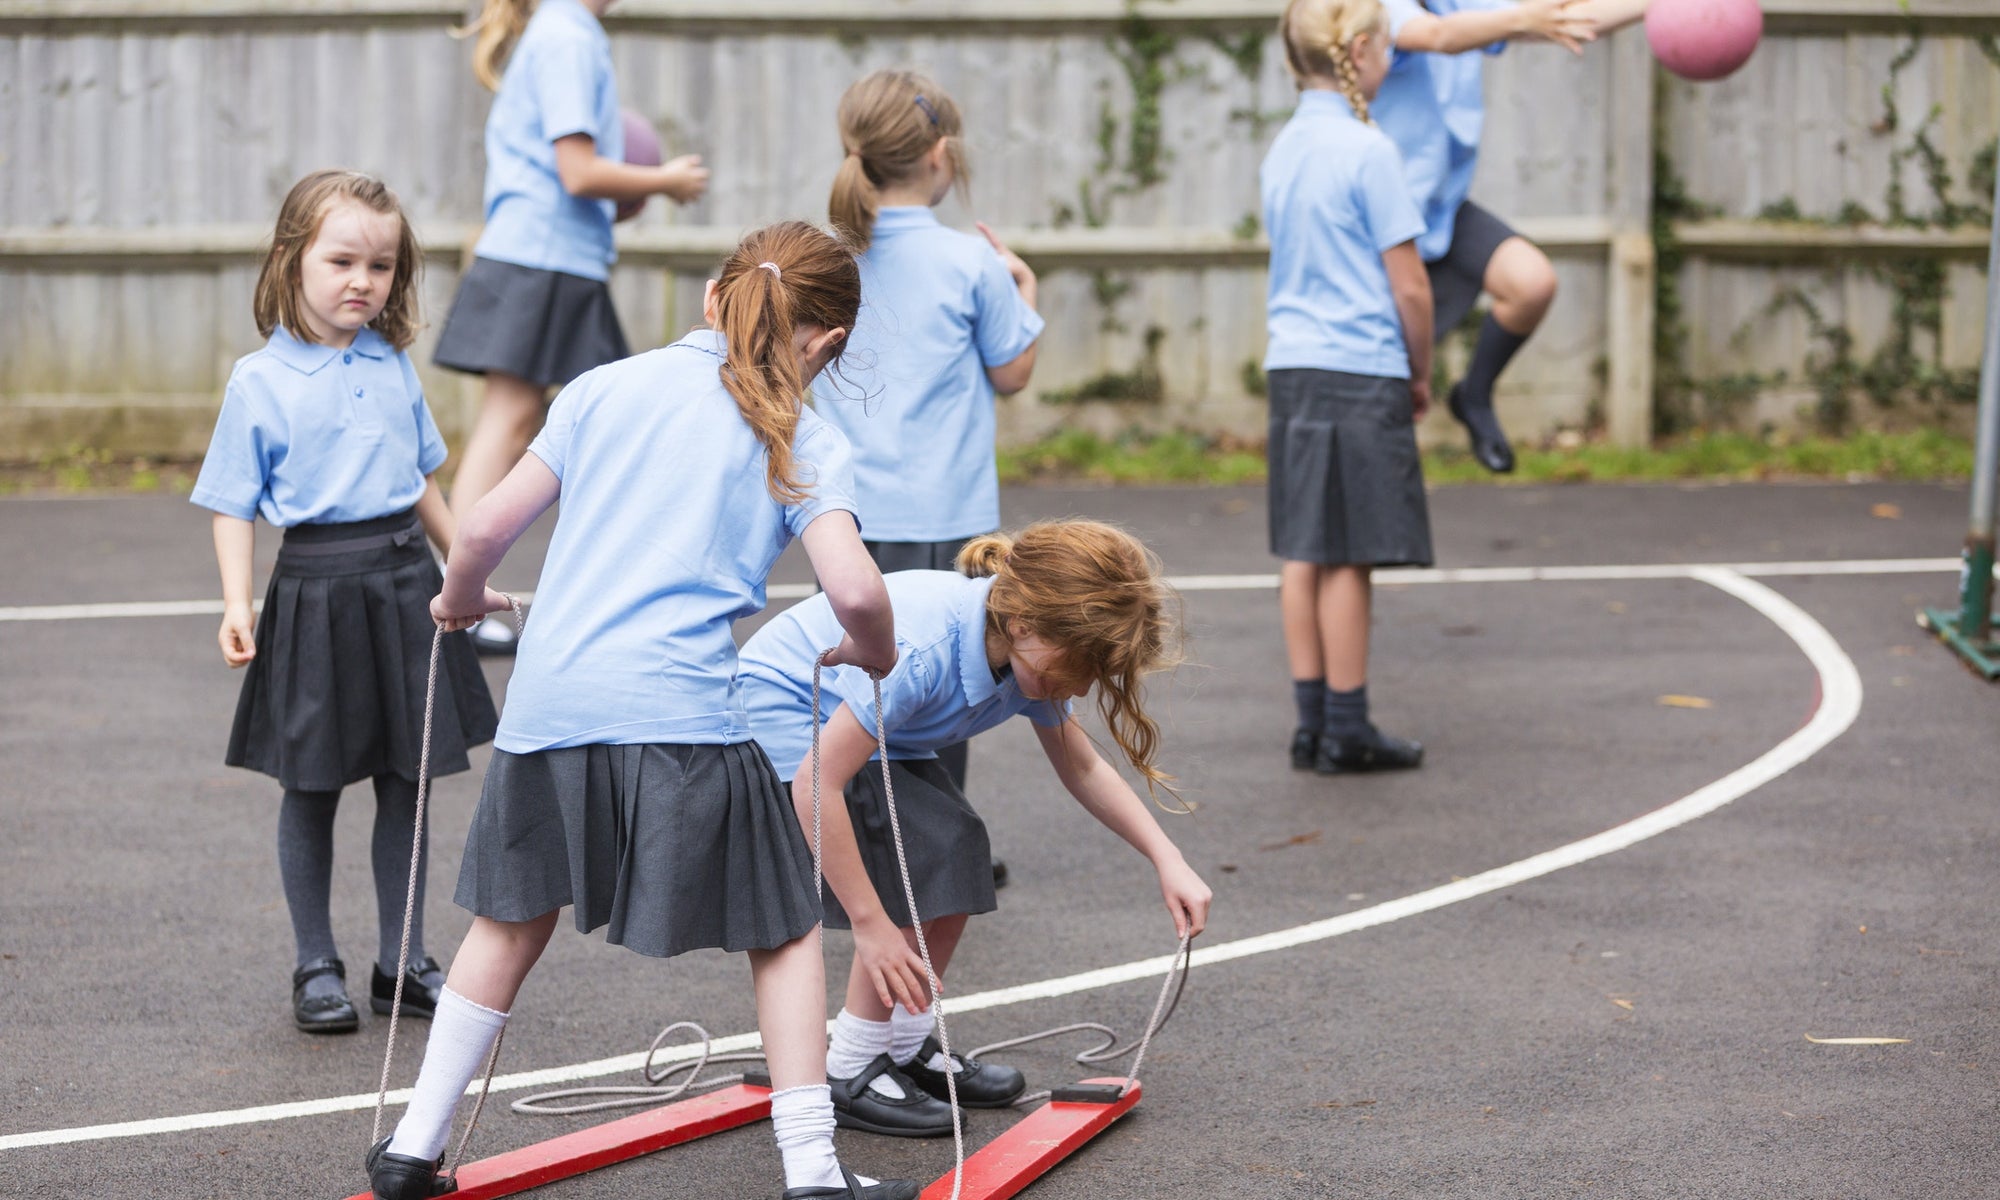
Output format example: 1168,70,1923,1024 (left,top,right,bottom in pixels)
959,521,1187,806
829,69,969,251
456,0,535,91
1281,0,1389,124
711,221,862,504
